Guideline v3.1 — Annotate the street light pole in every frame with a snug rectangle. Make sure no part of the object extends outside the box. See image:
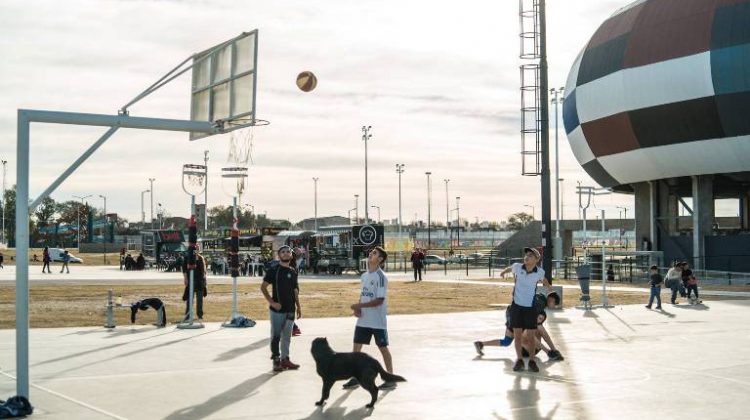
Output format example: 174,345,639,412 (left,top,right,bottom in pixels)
396,164,405,238
141,189,150,224
524,204,535,219
149,178,155,229
444,179,450,234
204,150,209,231
73,194,91,250
362,126,372,224
313,177,319,231
371,205,381,223
354,194,359,224
99,194,107,264
551,87,564,268
425,172,432,249
456,196,461,247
